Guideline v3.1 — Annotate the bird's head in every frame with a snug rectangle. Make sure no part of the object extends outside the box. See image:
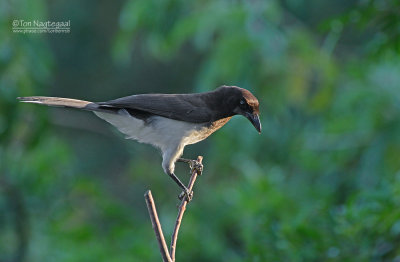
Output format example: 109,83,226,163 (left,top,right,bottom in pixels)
219,86,261,133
